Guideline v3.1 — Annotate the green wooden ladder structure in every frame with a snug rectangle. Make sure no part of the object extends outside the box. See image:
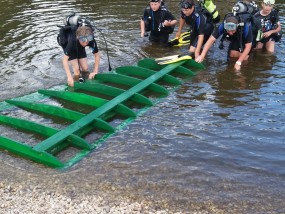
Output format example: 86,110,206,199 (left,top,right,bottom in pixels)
0,58,204,168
